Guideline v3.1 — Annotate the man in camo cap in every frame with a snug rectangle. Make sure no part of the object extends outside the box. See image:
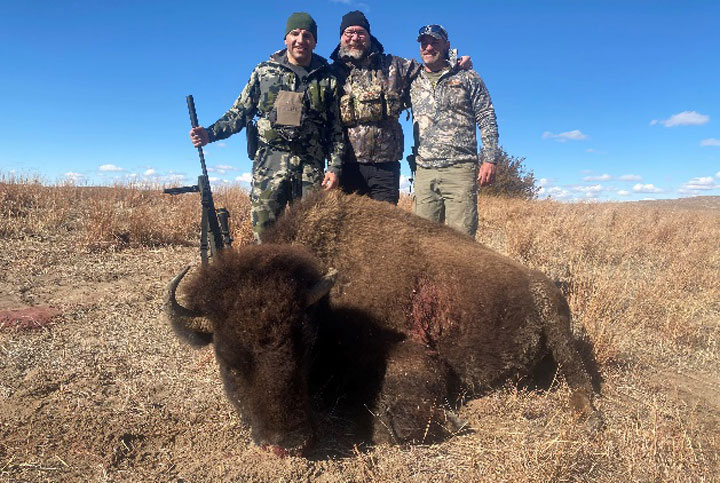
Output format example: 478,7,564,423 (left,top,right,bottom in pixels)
409,24,499,237
330,11,472,205
190,12,345,242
